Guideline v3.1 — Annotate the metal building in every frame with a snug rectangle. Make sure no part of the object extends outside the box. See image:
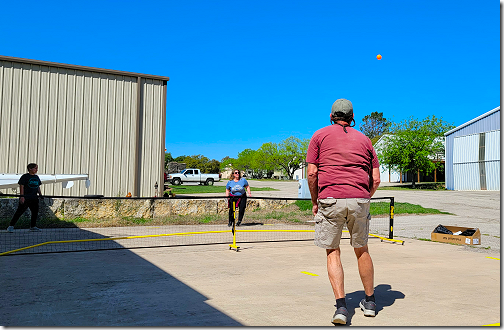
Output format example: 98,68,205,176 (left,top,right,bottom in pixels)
444,107,500,190
0,55,169,197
